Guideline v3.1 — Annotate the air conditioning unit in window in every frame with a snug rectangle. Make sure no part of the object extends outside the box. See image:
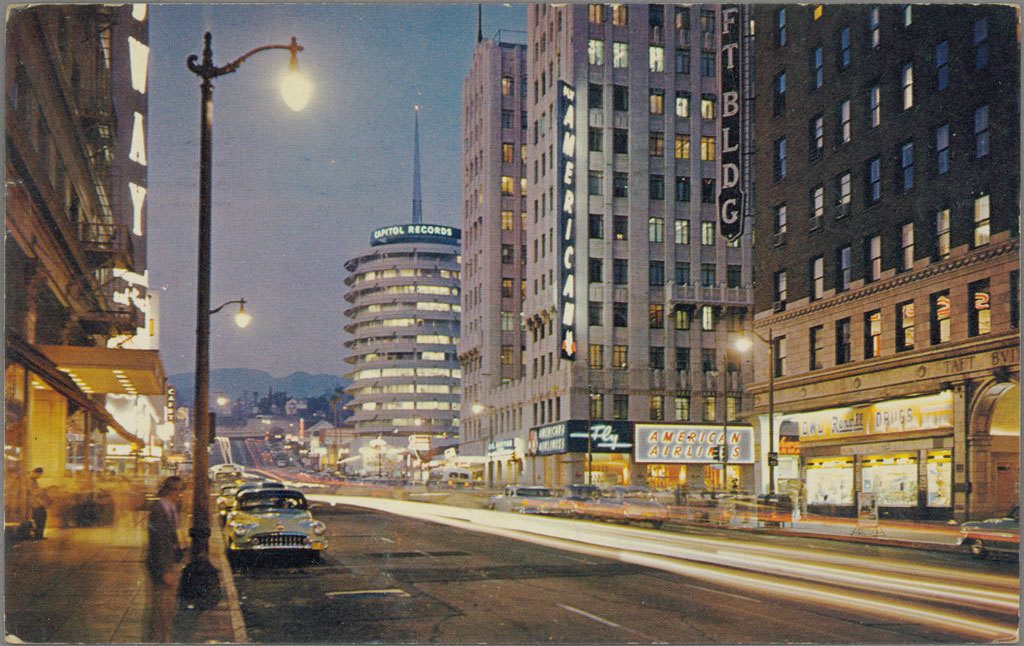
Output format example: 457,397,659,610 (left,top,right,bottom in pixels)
835,202,851,219
773,300,786,313
773,232,787,247
808,215,823,231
